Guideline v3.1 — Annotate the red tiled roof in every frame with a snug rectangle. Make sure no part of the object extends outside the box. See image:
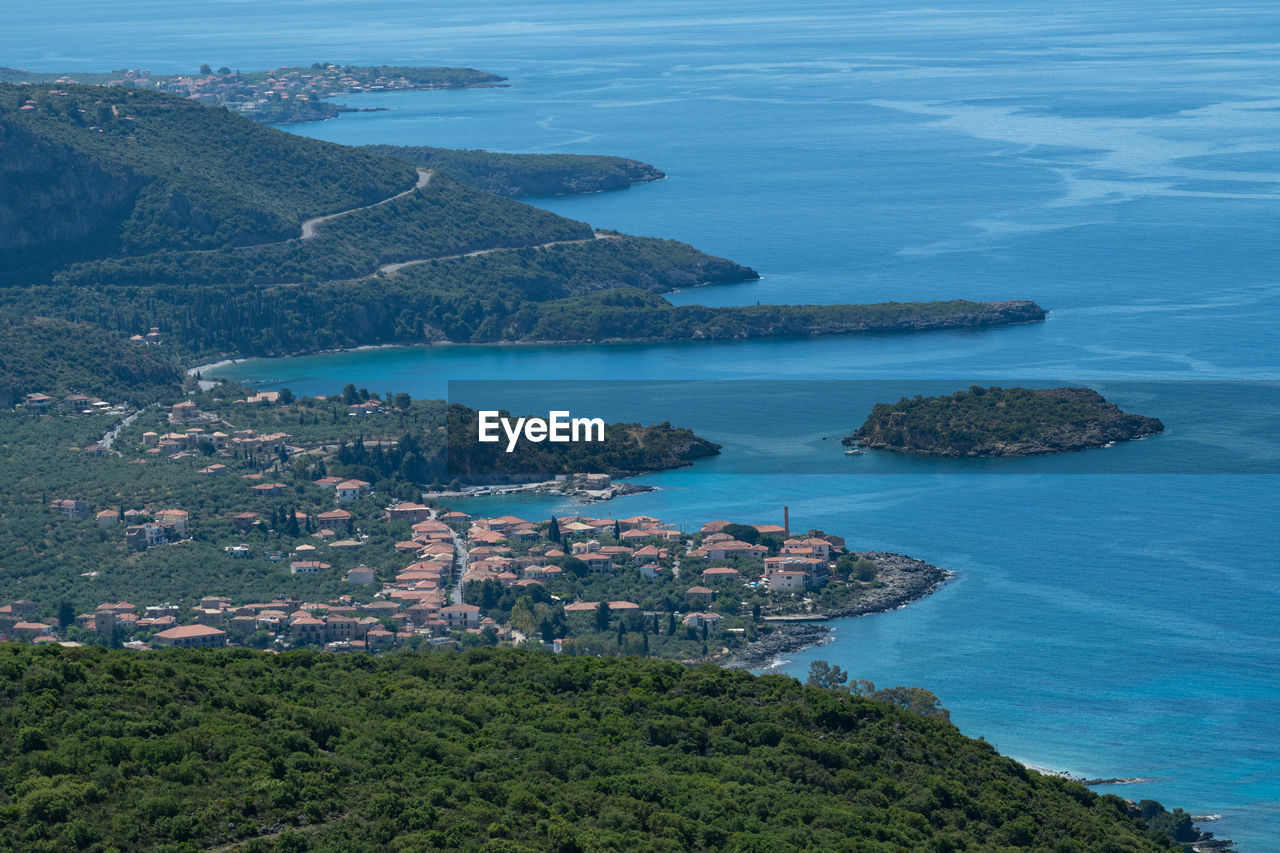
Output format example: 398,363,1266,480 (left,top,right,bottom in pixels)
154,625,226,639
